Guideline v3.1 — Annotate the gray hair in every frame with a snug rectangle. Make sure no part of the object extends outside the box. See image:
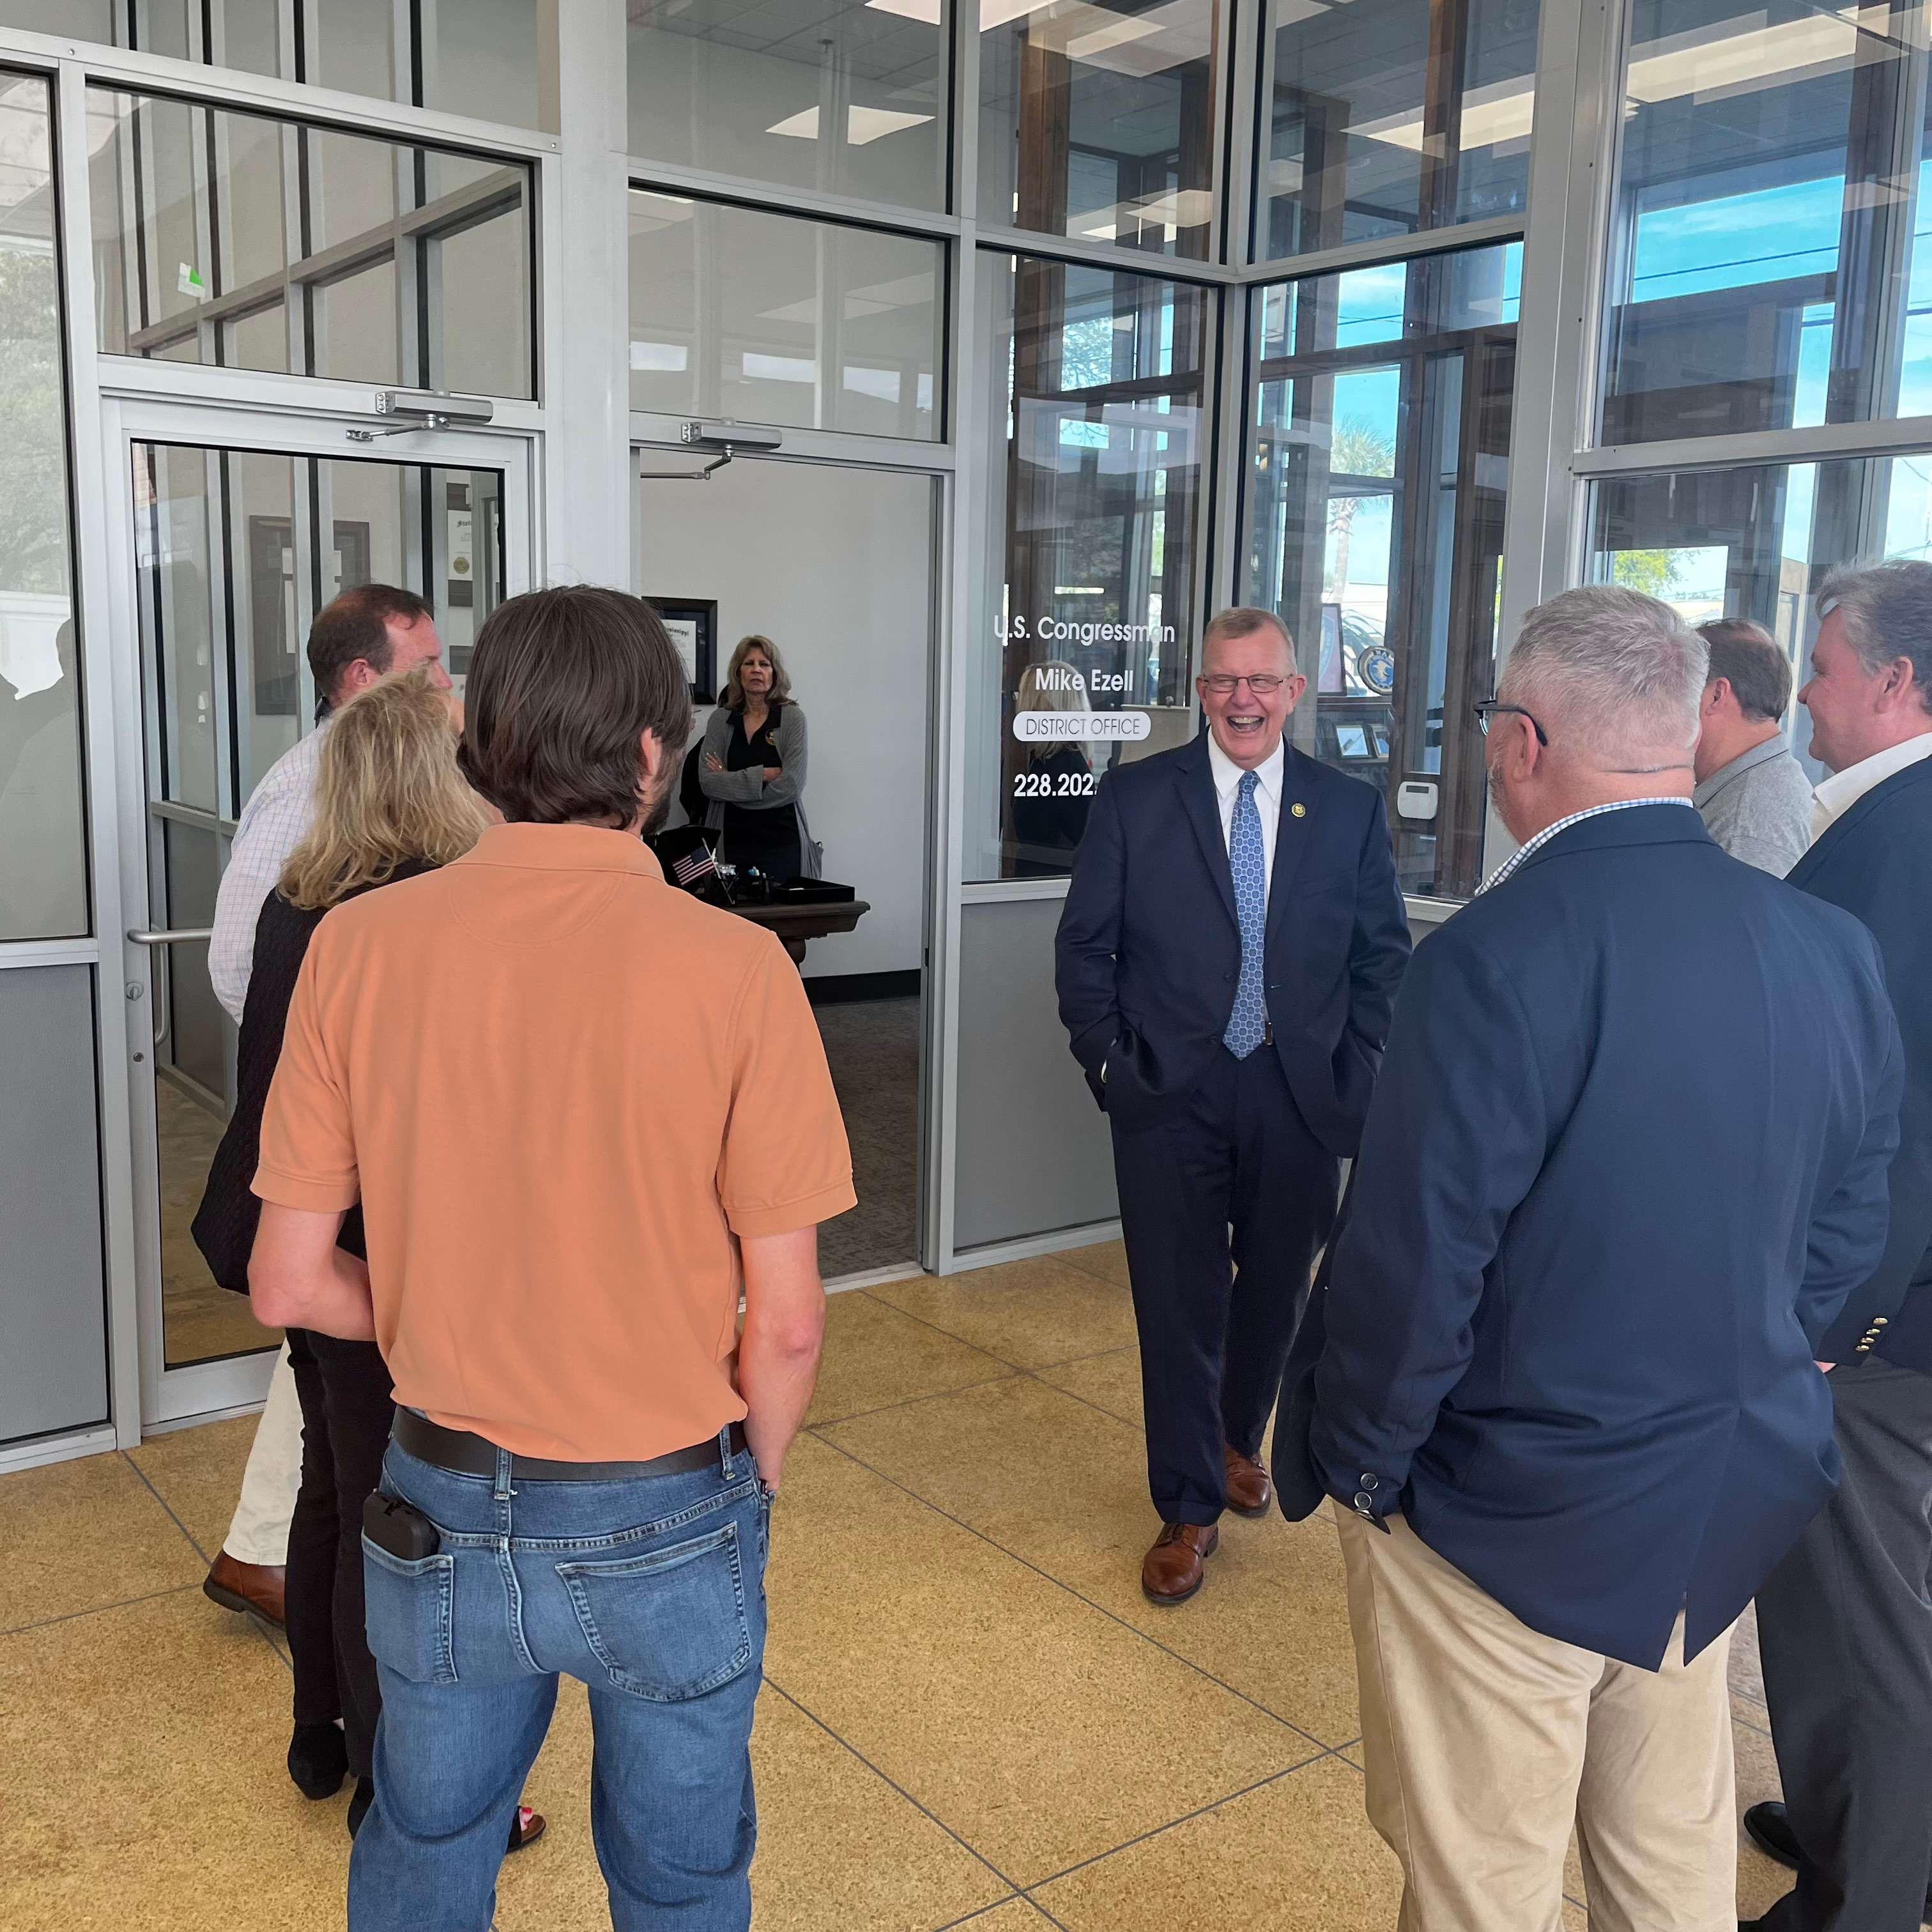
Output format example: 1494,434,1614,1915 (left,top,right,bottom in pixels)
1203,606,1297,670
1500,585,1708,767
1816,561,1932,712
